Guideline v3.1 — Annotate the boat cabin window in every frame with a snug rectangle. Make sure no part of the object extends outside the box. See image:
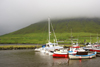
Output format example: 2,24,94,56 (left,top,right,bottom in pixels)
76,48,80,50
95,46,100,49
86,46,92,48
47,45,49,47
53,43,58,46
